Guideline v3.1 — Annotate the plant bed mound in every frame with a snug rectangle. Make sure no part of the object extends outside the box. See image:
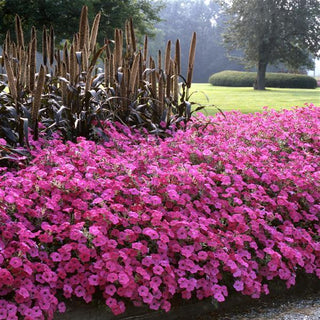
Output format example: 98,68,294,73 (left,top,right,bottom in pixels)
0,106,319,320
54,273,320,319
